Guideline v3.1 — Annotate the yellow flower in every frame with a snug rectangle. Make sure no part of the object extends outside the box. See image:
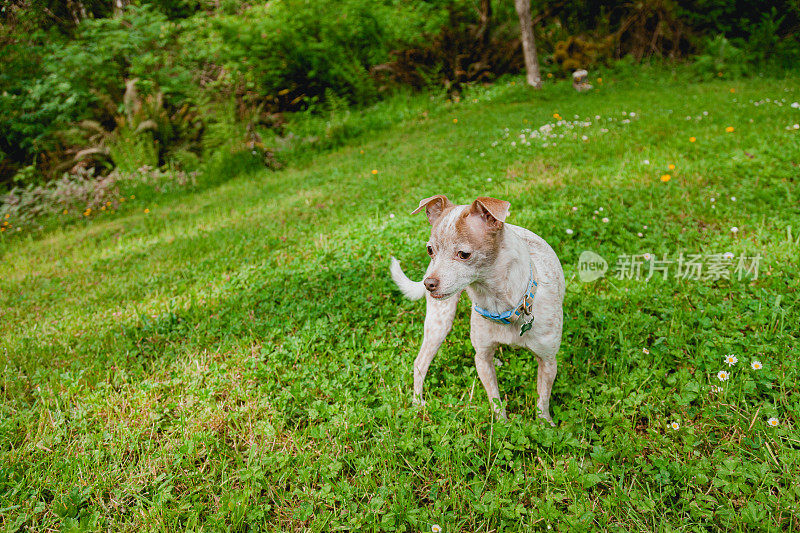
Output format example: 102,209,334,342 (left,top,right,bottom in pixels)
553,113,561,120
726,126,735,133
668,164,675,170
717,71,724,77
660,174,671,182
0,227,4,232
101,206,106,211
144,208,150,214
690,137,696,143
597,77,603,83
547,72,553,78
106,201,111,206
63,210,68,215
371,169,378,175
359,149,364,154
768,417,779,427
452,118,458,124
730,88,735,93
130,195,135,199
3,214,9,219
